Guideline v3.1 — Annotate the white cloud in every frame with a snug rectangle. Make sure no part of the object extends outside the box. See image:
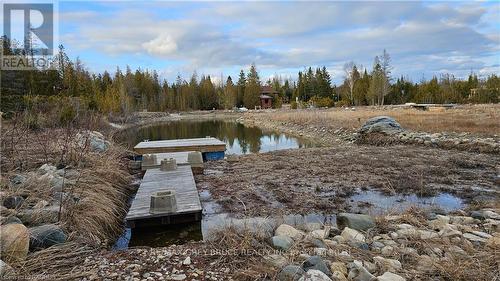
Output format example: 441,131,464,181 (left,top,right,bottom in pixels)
142,34,178,56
